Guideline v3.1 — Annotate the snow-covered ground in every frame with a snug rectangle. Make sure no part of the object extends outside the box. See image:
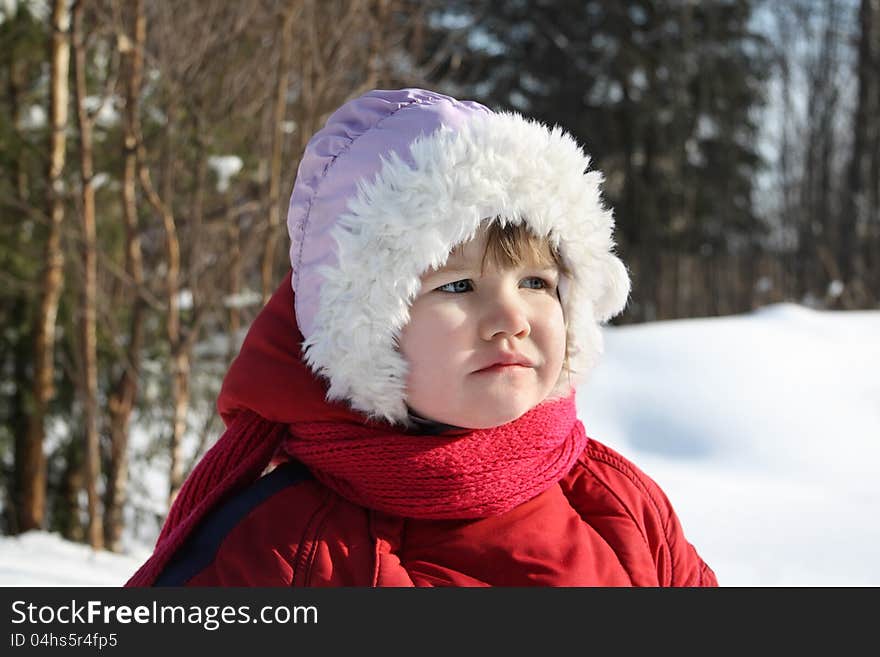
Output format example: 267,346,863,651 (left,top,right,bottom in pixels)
0,531,148,586
2,302,878,586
